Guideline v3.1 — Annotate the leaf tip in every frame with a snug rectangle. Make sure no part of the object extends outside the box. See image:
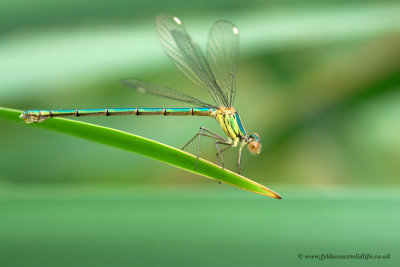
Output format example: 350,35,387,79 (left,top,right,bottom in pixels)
266,190,282,199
